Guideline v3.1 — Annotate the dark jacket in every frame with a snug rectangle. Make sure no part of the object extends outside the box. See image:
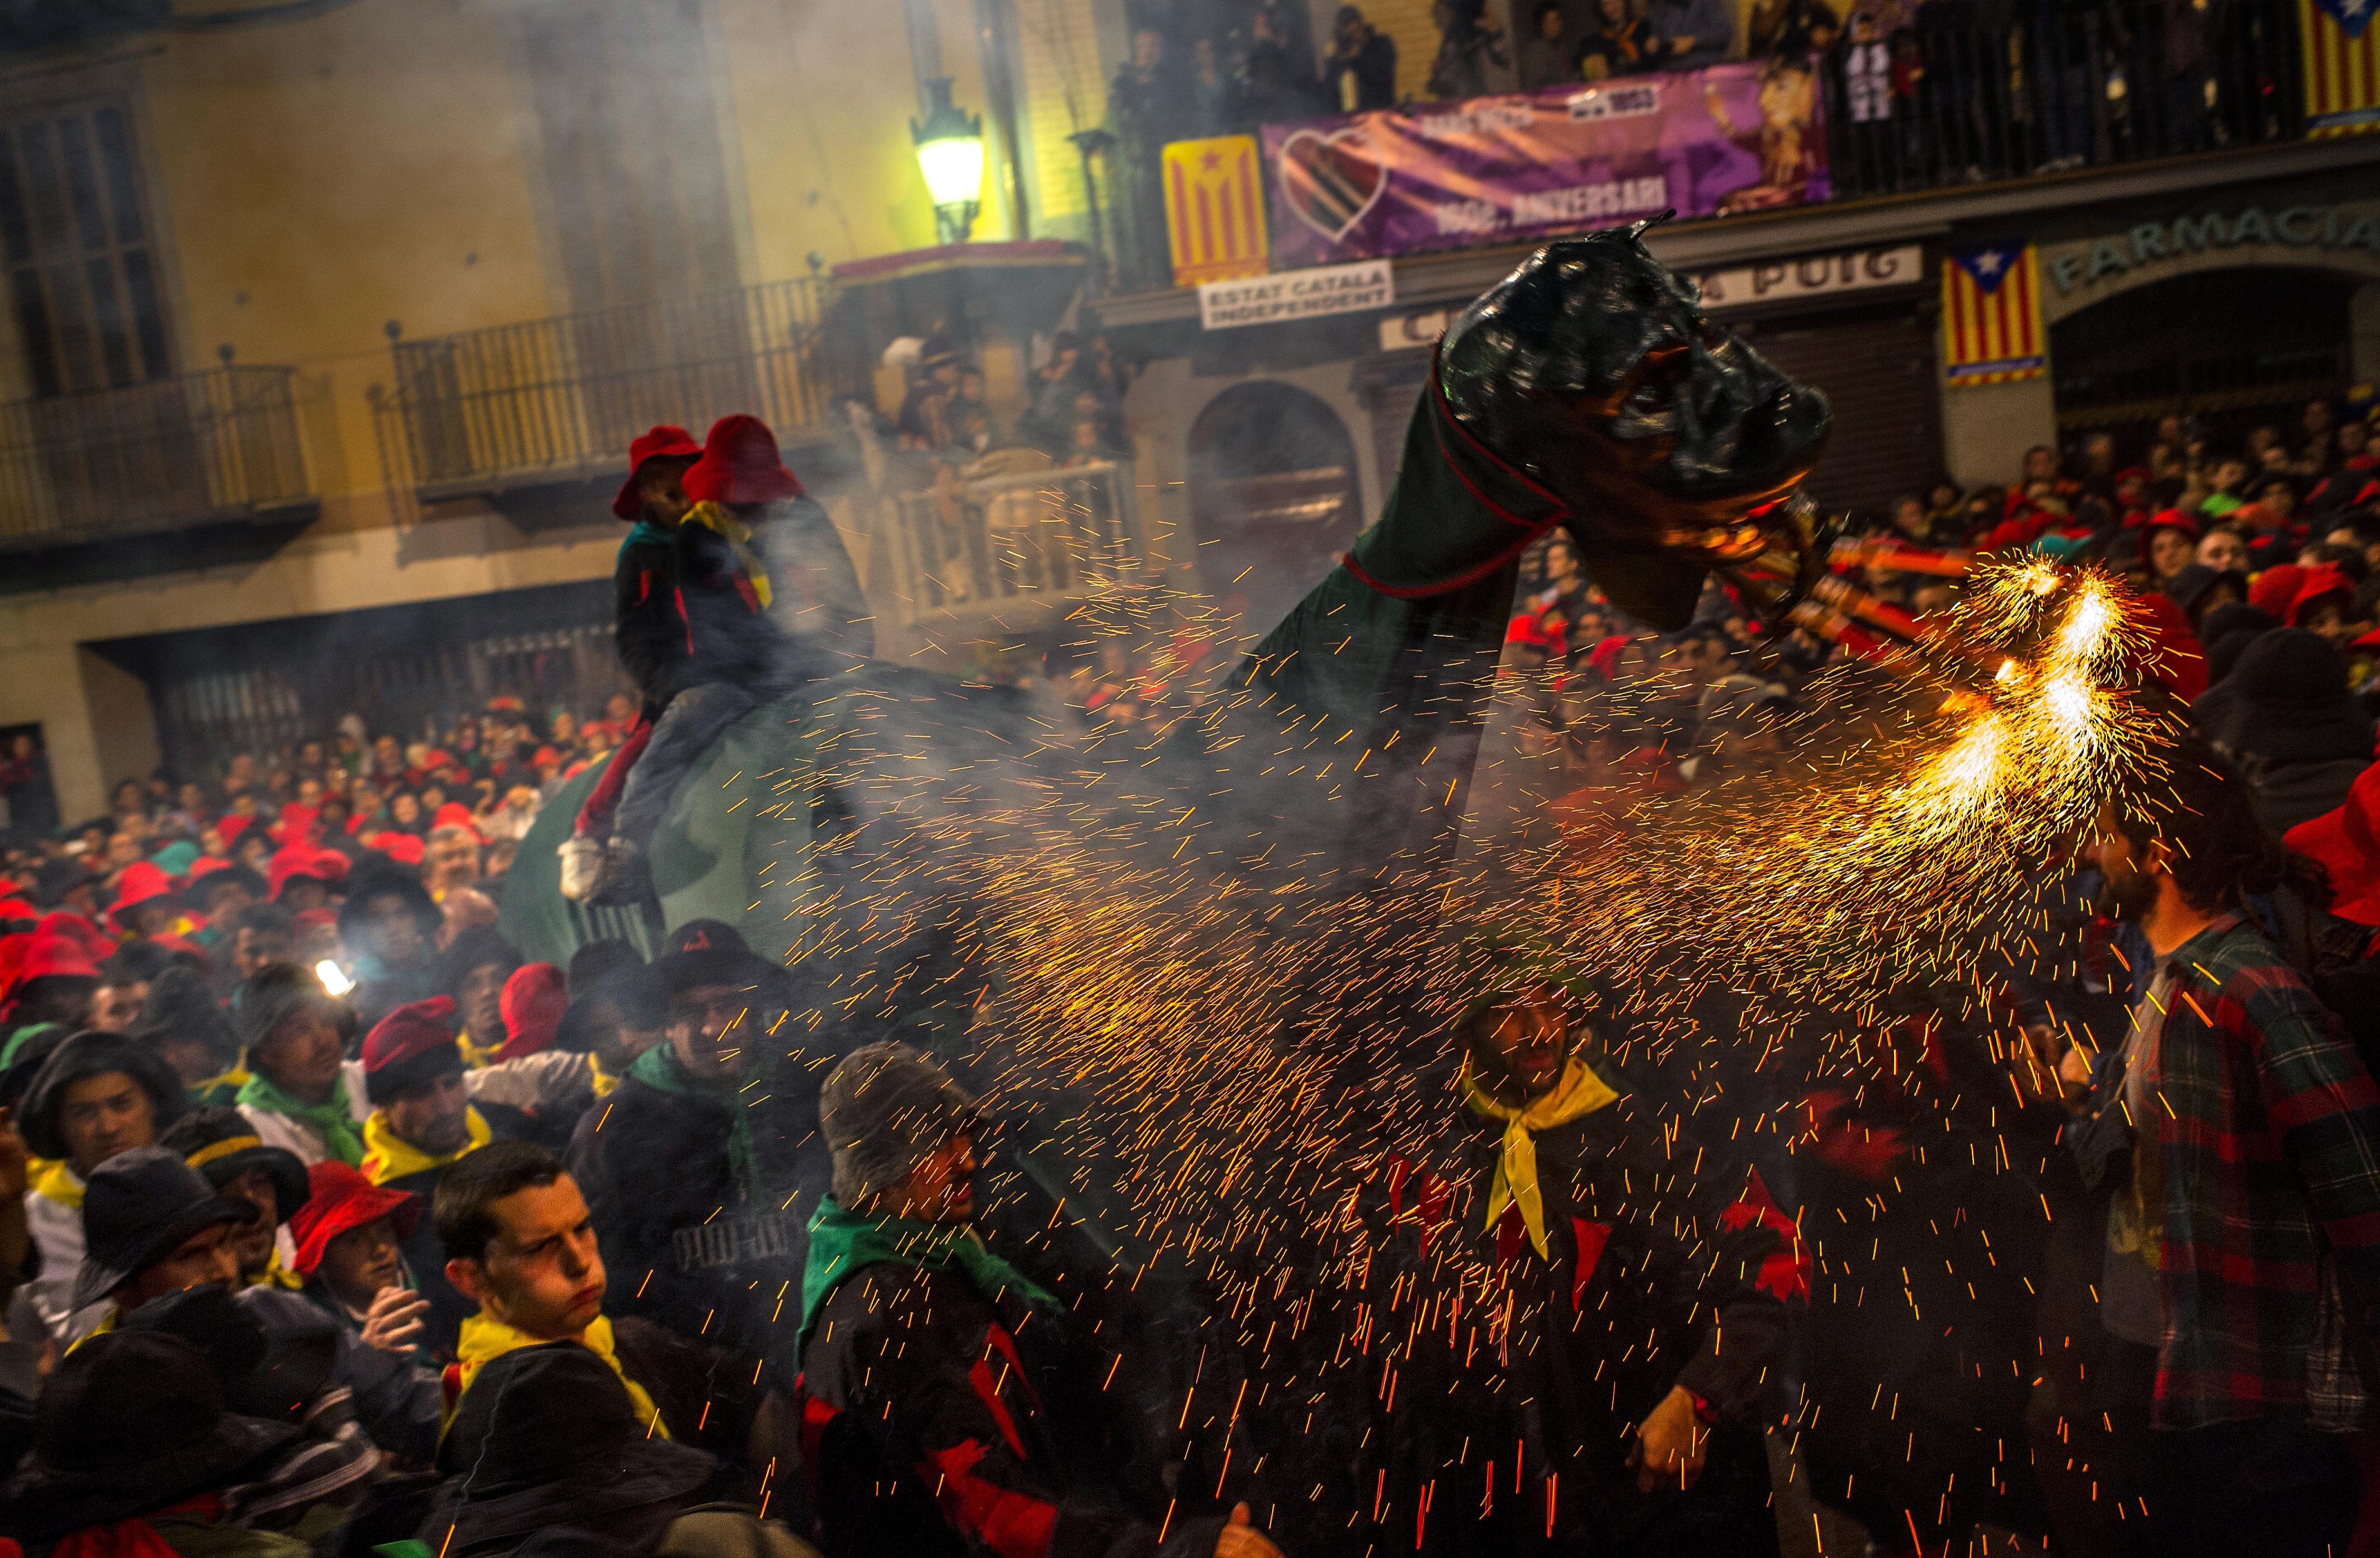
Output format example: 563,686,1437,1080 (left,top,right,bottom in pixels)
800,1259,1224,1558
1365,1063,1800,1555
566,1065,828,1372
240,1286,443,1463
677,508,792,692
1324,31,1399,110
617,522,688,711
